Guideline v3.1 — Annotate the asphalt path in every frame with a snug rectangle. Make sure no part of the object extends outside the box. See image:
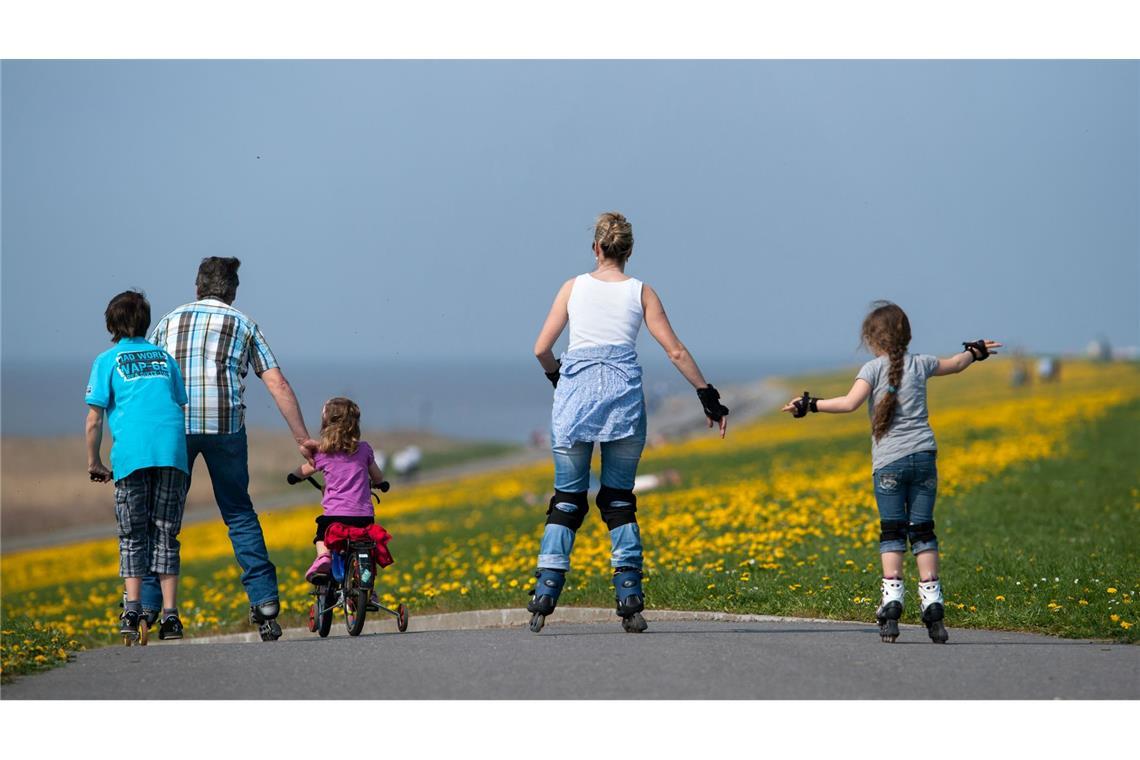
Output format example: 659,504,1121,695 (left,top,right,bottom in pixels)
5,614,1136,699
